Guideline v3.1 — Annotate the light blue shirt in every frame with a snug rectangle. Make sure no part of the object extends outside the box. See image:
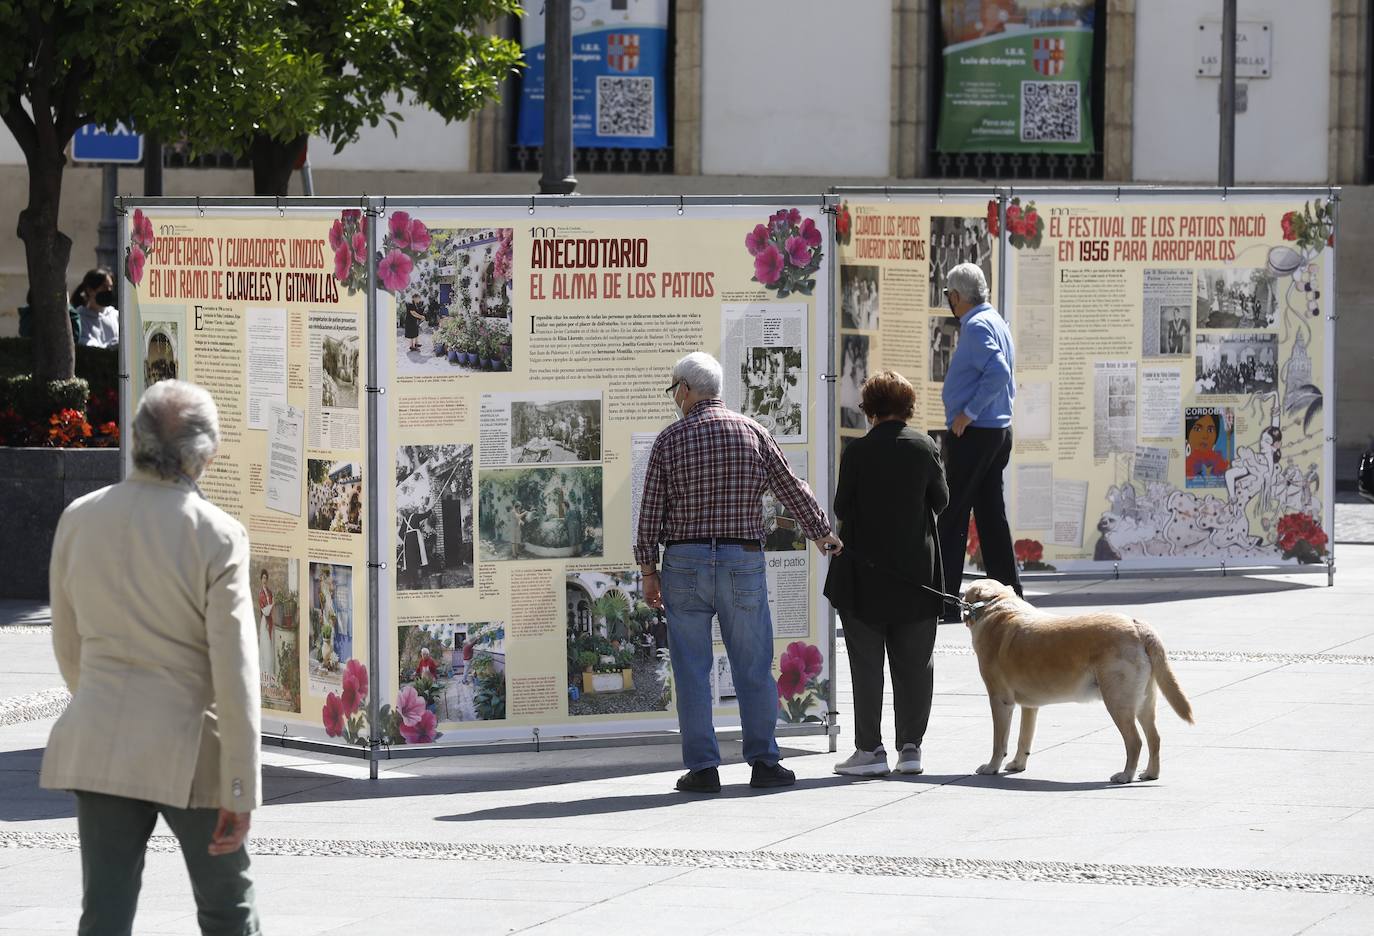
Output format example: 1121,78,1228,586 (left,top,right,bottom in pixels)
942,302,1015,429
